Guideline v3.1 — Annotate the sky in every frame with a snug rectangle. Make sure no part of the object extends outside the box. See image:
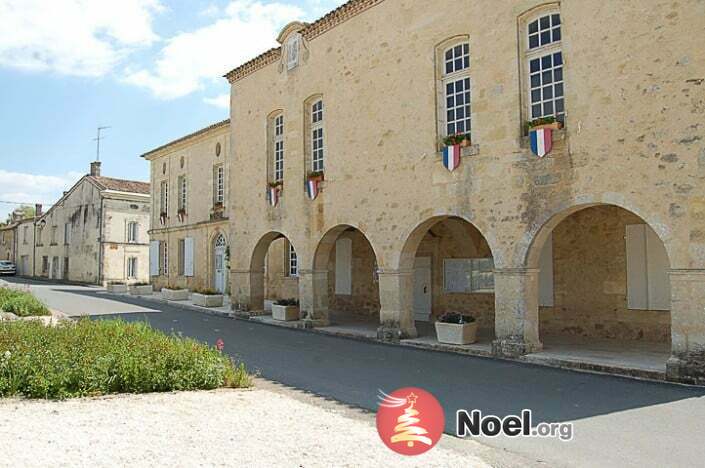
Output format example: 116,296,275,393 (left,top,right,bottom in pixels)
0,0,346,221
